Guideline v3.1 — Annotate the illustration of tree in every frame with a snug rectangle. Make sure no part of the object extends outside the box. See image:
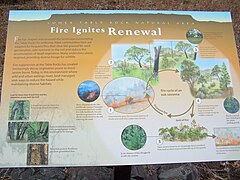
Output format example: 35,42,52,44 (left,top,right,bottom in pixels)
220,63,231,91
117,59,129,75
153,46,161,74
145,56,154,68
180,60,200,96
160,56,176,69
175,41,192,58
124,46,150,68
198,75,207,87
211,65,221,80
